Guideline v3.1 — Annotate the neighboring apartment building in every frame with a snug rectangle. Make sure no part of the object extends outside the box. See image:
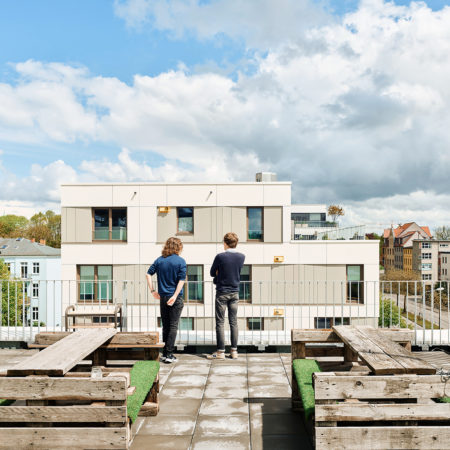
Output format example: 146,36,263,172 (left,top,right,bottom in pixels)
383,223,432,273
60,174,379,344
412,240,450,282
0,238,61,327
